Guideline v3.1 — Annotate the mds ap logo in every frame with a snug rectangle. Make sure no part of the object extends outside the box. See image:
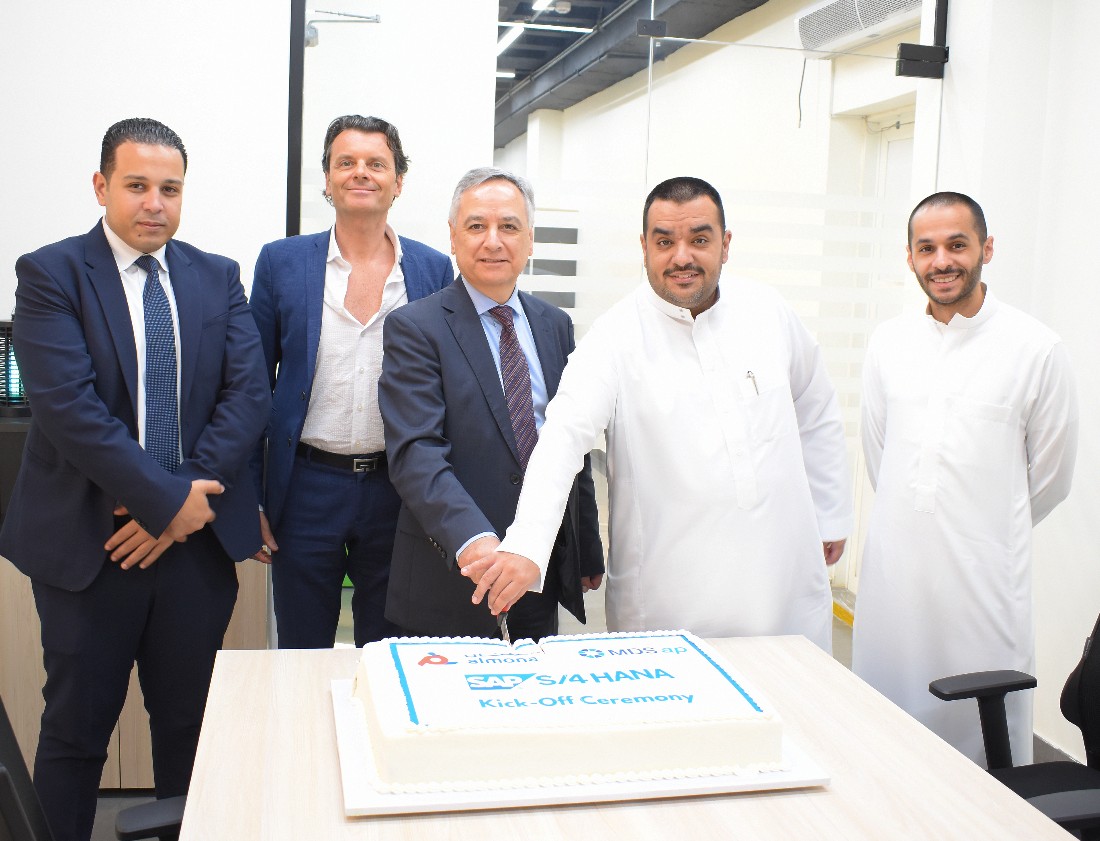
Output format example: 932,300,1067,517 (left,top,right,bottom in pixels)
465,673,535,690
577,648,605,658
